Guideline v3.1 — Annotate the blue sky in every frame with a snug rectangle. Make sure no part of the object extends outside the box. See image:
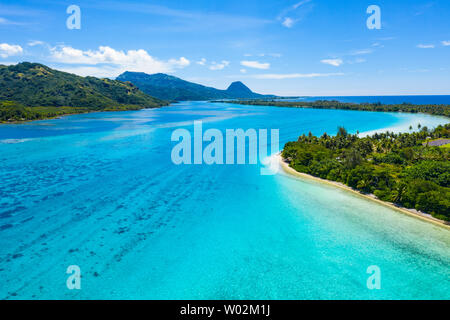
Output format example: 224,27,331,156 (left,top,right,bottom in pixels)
0,0,449,96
